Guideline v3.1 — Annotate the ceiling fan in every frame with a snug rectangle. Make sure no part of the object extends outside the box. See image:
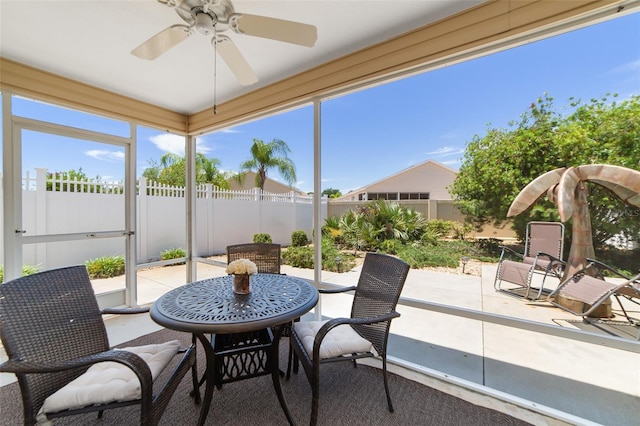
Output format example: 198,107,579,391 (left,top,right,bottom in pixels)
131,0,318,86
